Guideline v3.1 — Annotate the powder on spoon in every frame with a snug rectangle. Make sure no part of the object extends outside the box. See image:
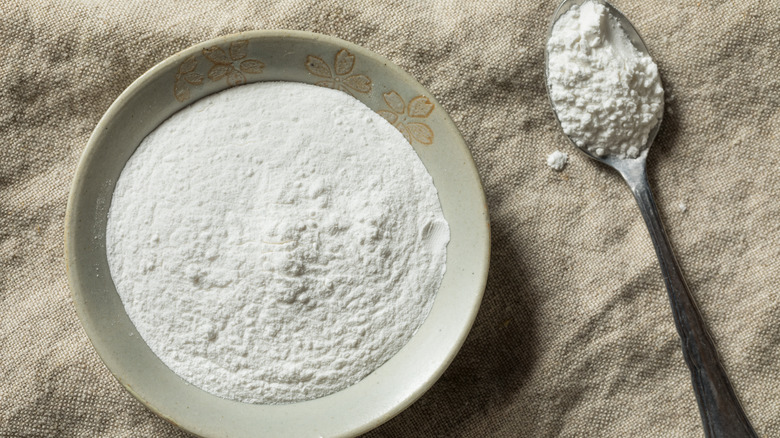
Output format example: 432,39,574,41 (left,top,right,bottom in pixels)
106,82,450,404
547,0,664,158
